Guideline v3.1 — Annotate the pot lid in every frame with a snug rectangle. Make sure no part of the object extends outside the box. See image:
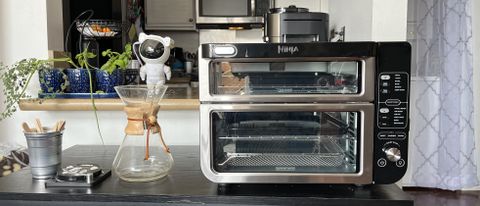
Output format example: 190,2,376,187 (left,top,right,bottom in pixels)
269,5,309,14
